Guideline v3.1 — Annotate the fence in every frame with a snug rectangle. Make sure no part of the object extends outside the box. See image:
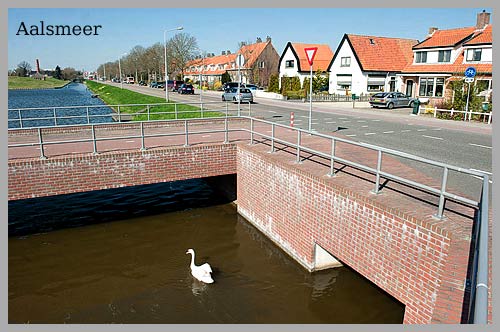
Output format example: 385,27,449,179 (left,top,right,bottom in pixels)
418,105,492,124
